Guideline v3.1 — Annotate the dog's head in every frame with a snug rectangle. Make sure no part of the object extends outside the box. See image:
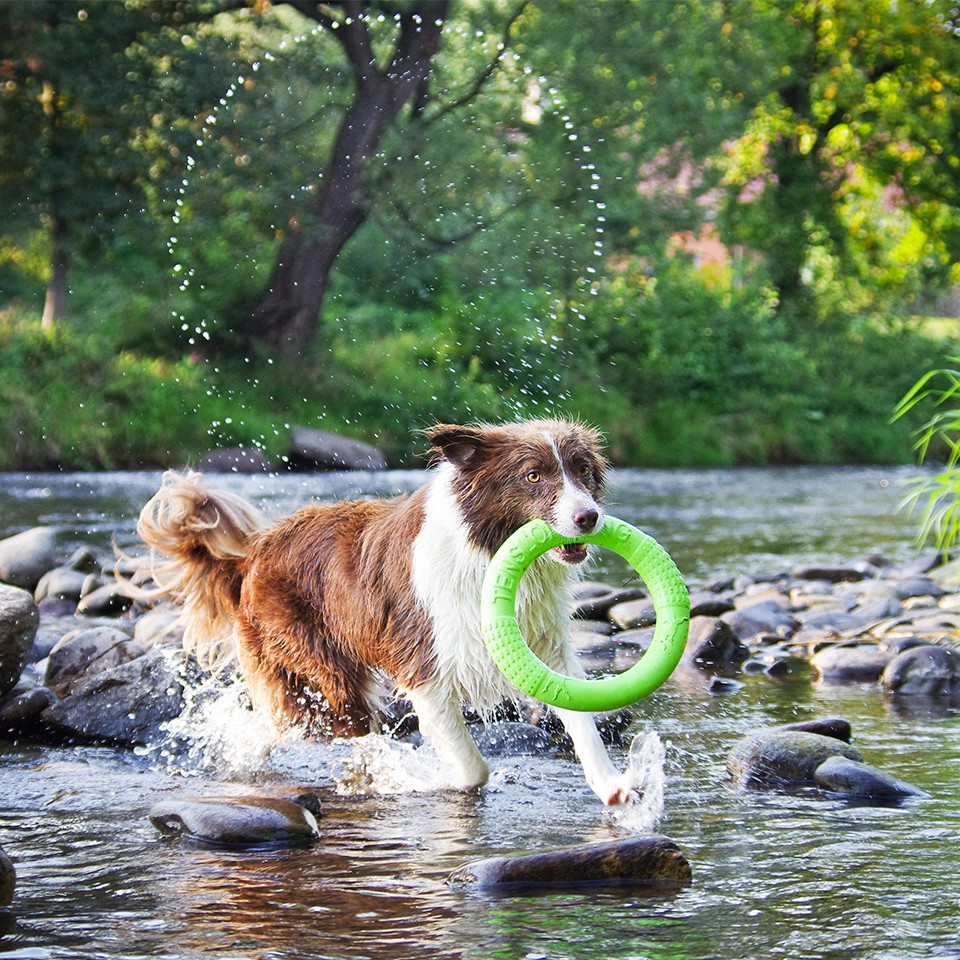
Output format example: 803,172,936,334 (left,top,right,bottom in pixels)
426,419,607,563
